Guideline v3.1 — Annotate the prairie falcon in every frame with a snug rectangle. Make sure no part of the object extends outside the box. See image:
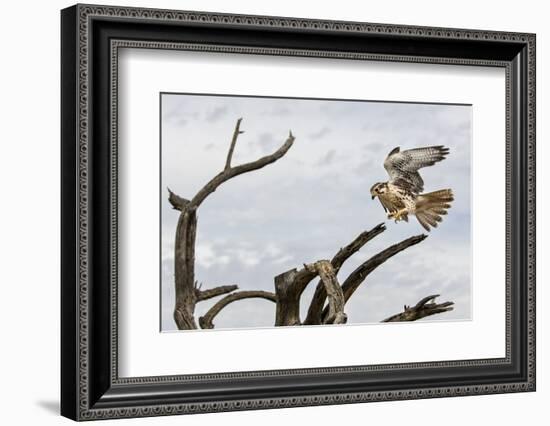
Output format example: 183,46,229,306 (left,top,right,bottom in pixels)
370,146,454,231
